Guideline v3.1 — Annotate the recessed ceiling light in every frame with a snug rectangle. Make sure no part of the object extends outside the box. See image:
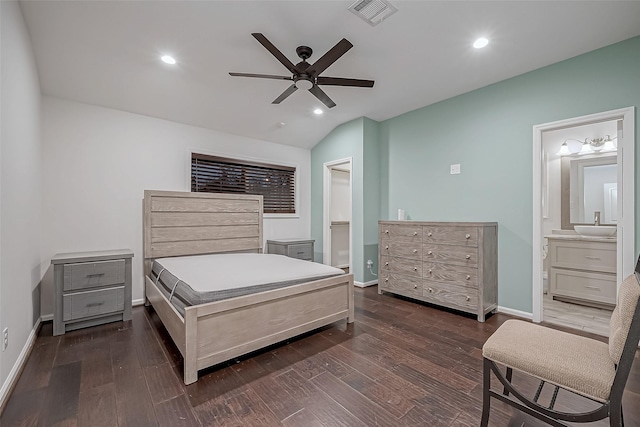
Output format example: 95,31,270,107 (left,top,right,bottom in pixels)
313,108,323,115
473,37,489,49
161,55,176,65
